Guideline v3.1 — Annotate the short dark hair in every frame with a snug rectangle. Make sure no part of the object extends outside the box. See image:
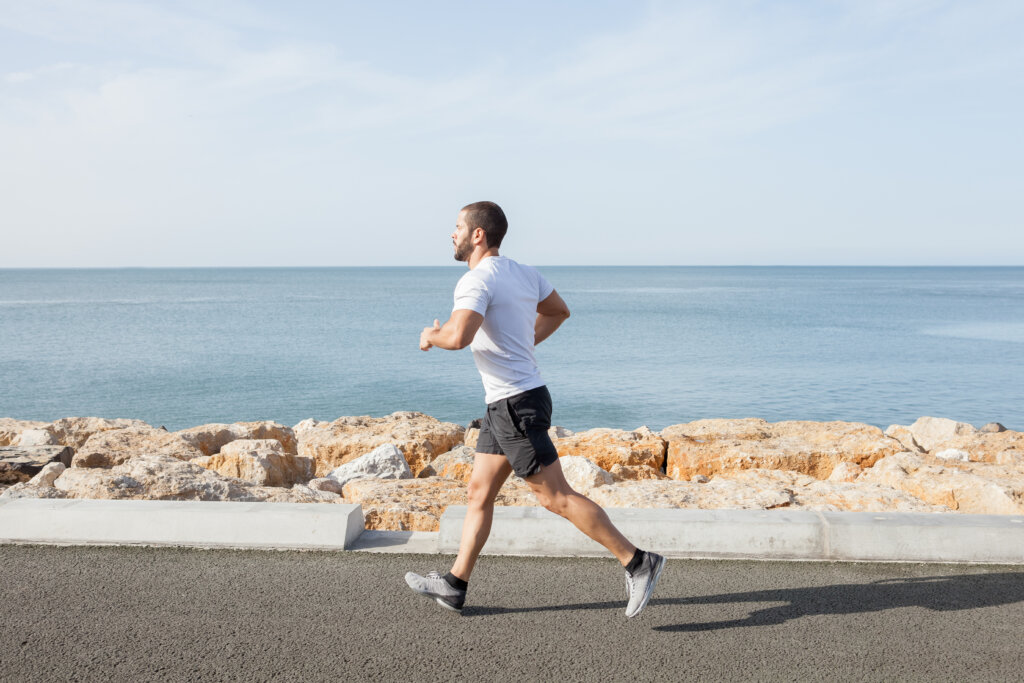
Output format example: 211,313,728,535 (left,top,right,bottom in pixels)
461,201,507,249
